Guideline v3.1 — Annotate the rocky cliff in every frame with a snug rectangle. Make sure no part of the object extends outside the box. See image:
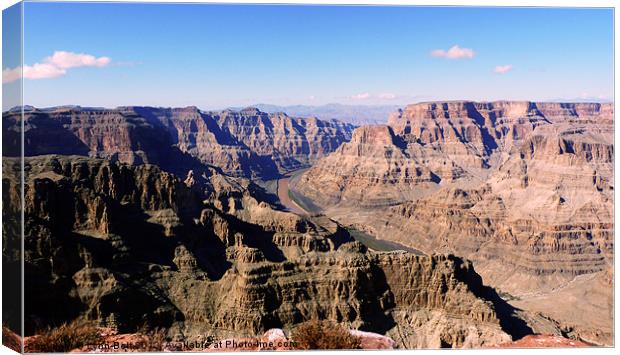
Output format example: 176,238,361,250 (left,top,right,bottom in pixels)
298,101,612,207
2,106,354,179
293,125,440,206
3,155,532,348
293,101,614,345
